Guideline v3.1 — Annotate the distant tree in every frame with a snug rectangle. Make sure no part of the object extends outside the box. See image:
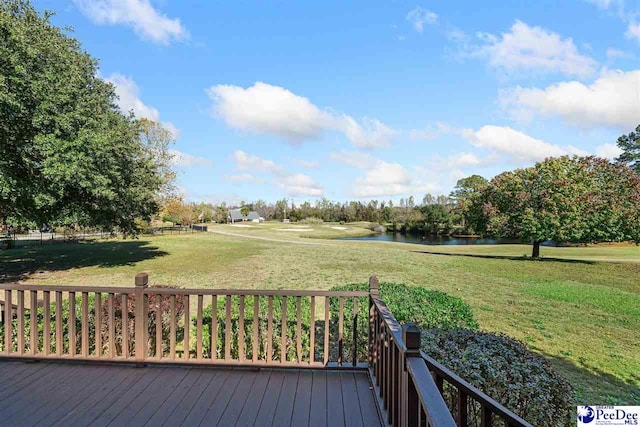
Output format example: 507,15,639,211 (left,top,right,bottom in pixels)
0,1,165,234
475,156,640,258
138,118,177,198
213,204,227,223
450,175,489,231
420,204,450,235
162,197,192,225
616,124,640,174
240,205,250,220
422,193,435,205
